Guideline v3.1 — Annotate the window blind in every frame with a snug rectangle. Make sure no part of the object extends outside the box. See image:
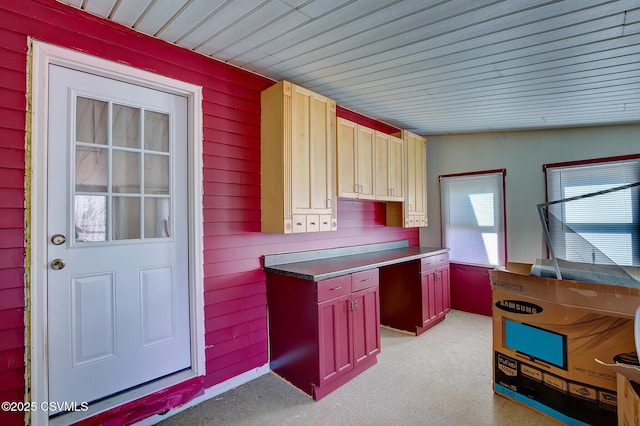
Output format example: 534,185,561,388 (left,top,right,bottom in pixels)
545,159,640,266
440,171,506,266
